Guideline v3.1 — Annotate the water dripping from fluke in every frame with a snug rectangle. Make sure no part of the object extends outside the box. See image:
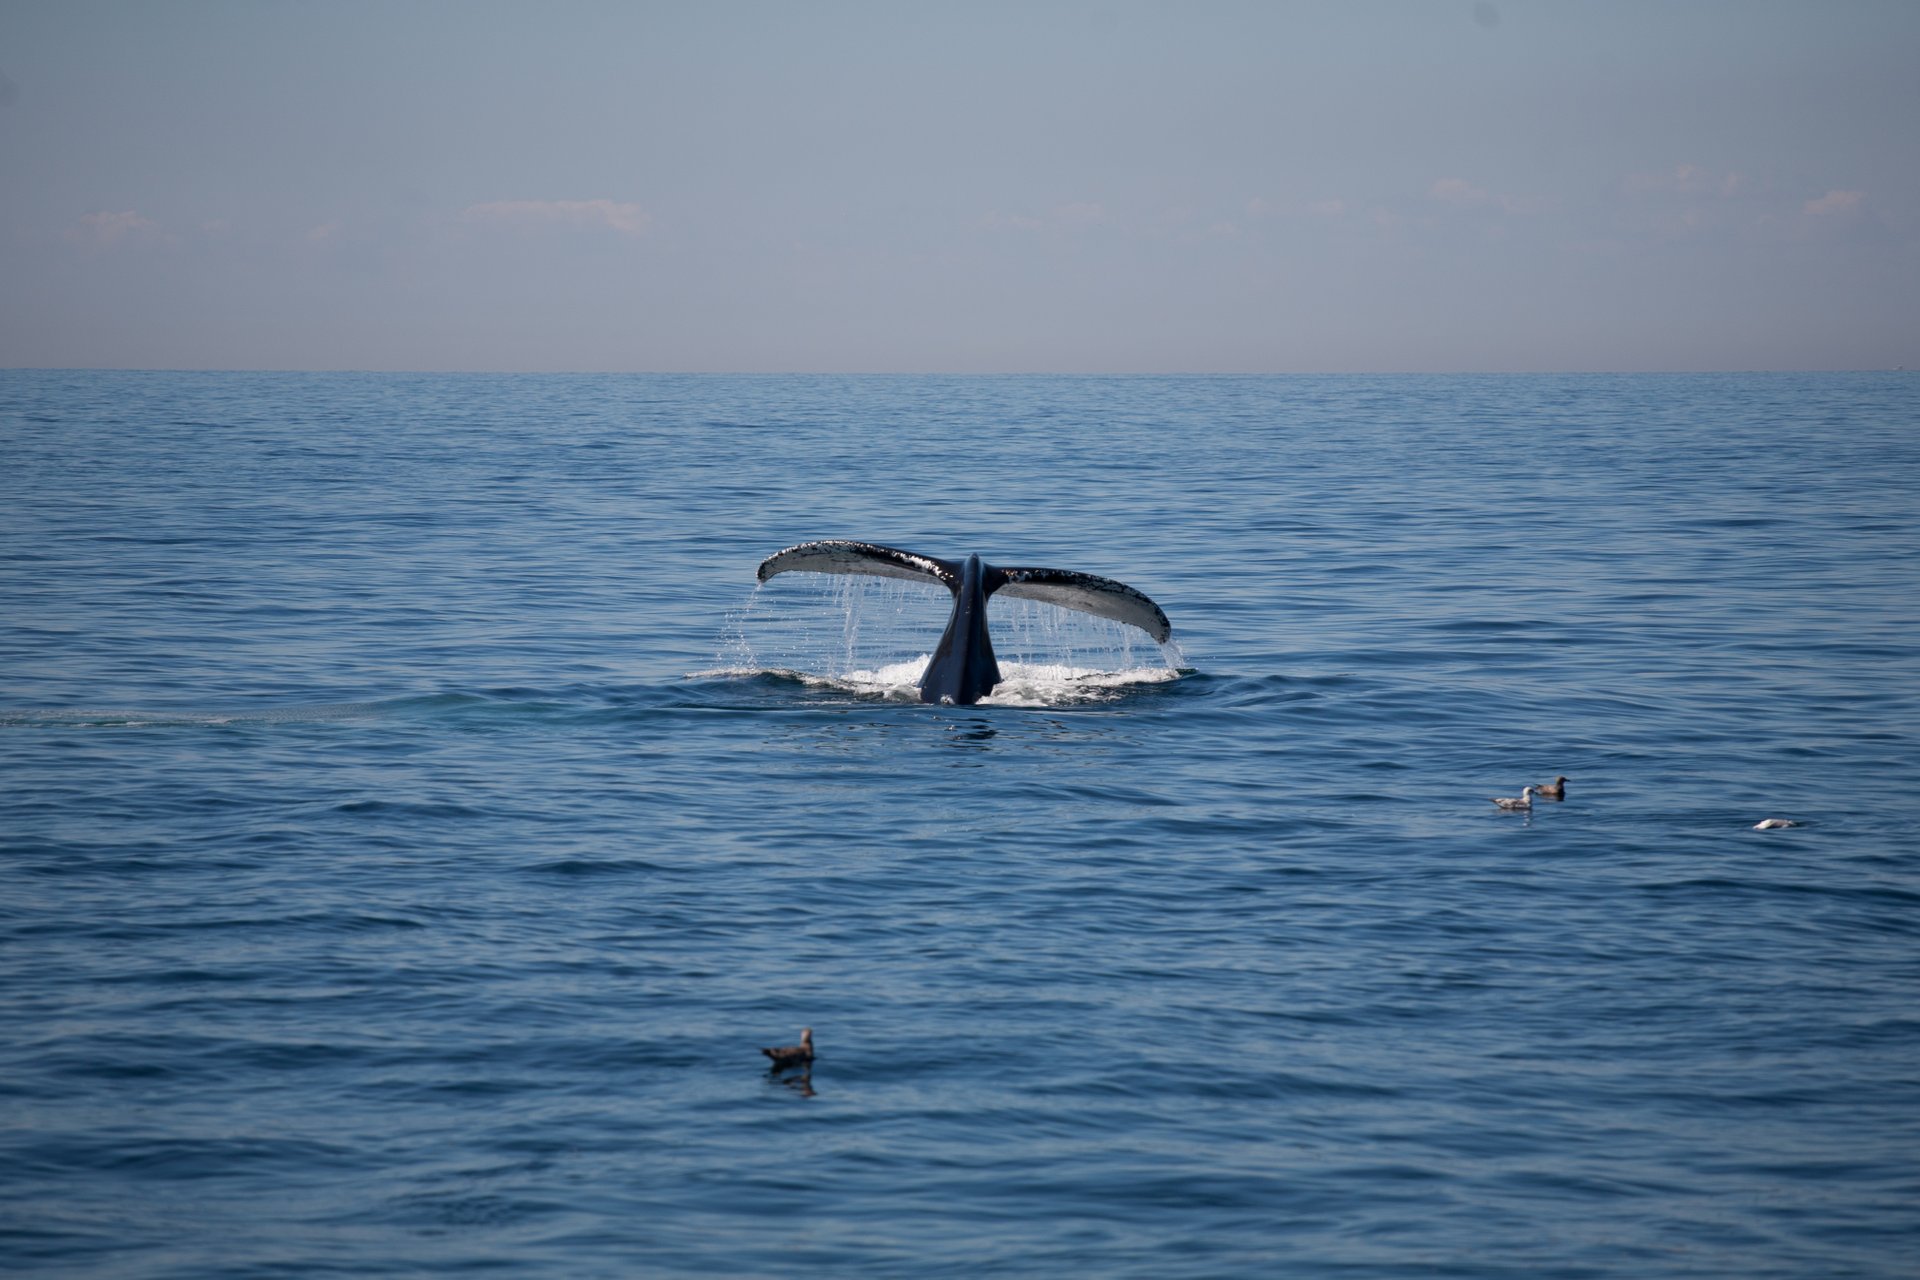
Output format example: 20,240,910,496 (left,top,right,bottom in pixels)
701,550,1186,708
